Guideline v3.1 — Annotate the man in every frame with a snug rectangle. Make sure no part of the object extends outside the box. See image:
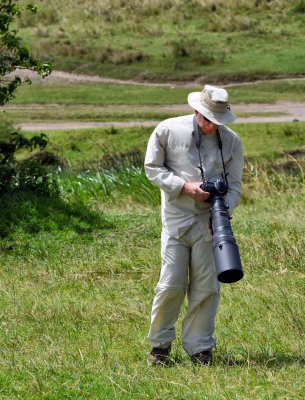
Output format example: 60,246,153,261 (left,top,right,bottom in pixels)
144,84,244,365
